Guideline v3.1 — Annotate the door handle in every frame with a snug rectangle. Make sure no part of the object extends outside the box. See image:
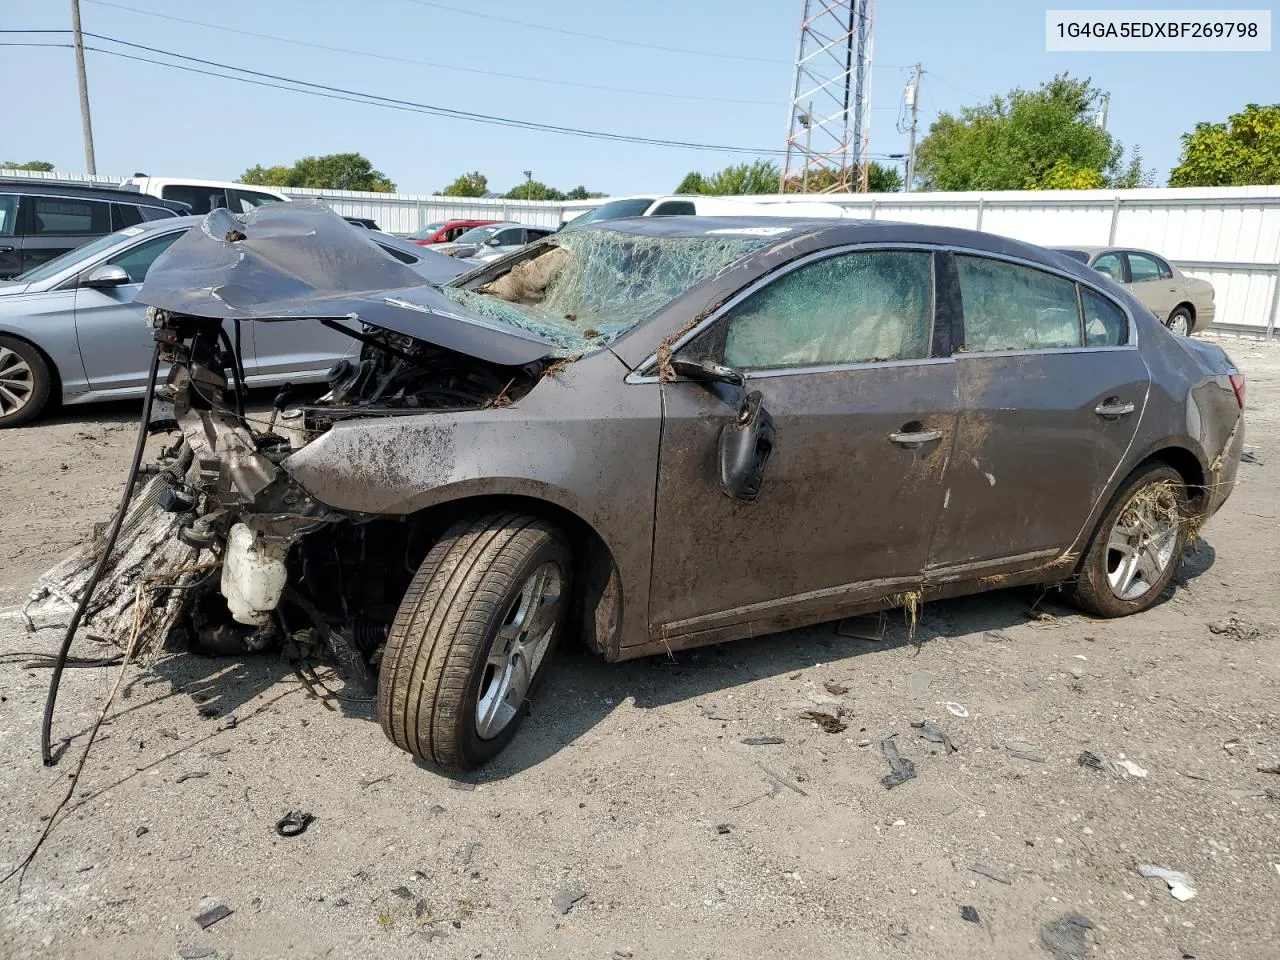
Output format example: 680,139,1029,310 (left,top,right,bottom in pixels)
1094,399,1135,417
0,245,14,254
889,427,943,447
